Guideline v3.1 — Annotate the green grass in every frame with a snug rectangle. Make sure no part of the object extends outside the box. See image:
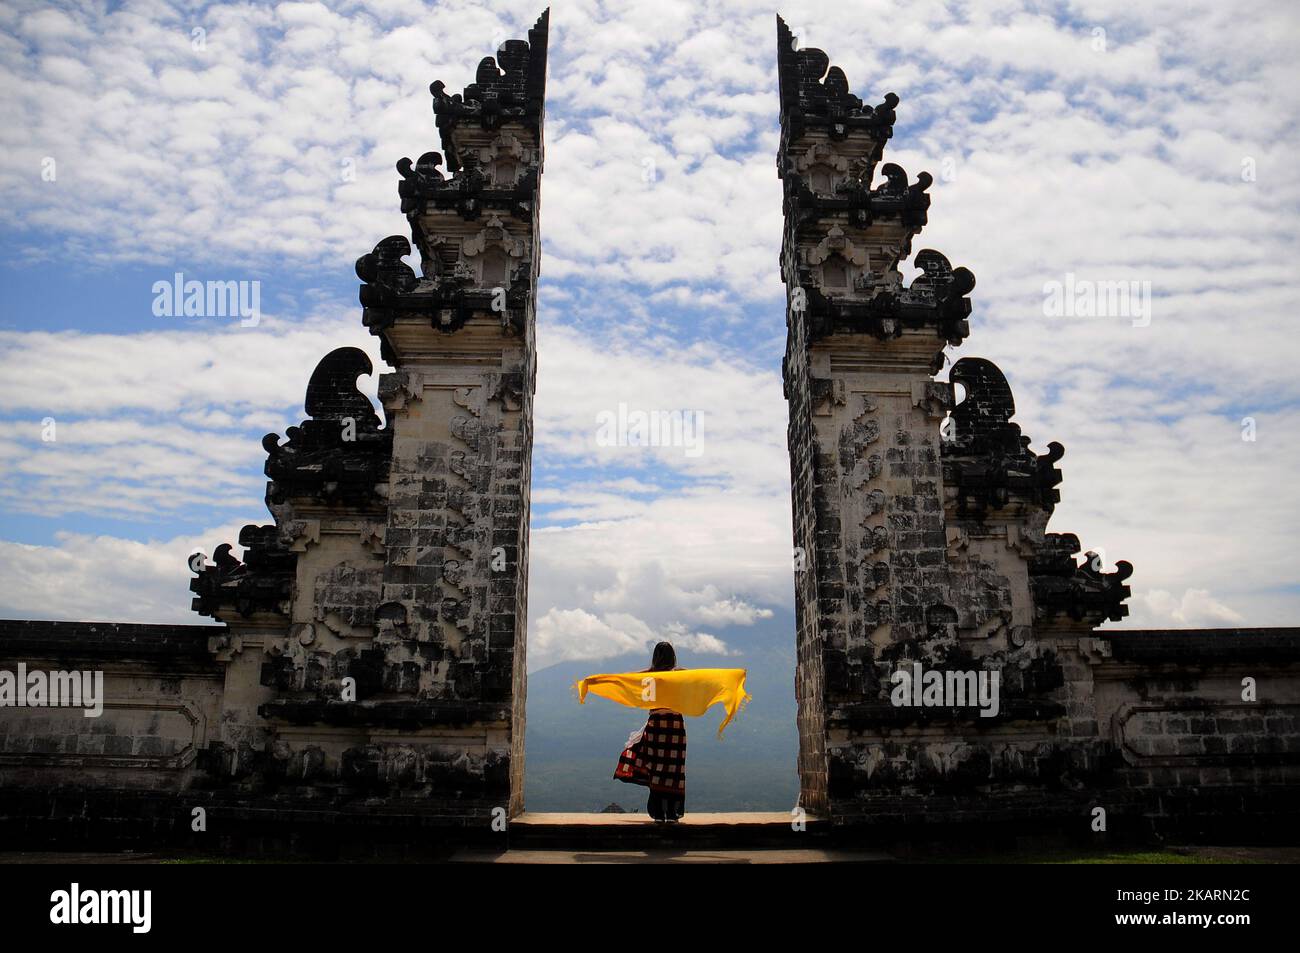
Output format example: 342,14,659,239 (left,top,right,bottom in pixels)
156,856,288,864
925,847,1248,864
